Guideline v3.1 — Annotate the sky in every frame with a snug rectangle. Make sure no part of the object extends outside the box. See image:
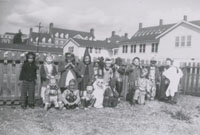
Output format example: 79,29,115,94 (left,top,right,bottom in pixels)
0,0,200,40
